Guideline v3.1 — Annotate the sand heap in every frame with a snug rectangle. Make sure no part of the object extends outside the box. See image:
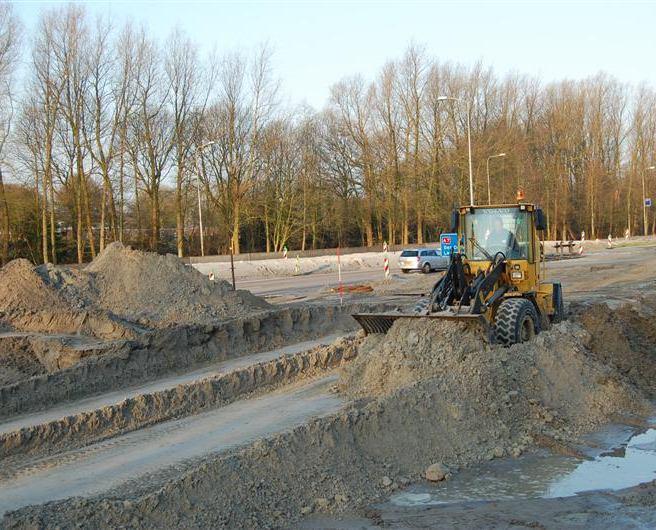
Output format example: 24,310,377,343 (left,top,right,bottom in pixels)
0,258,130,339
340,310,653,437
77,242,270,326
0,245,271,386
1,243,271,334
